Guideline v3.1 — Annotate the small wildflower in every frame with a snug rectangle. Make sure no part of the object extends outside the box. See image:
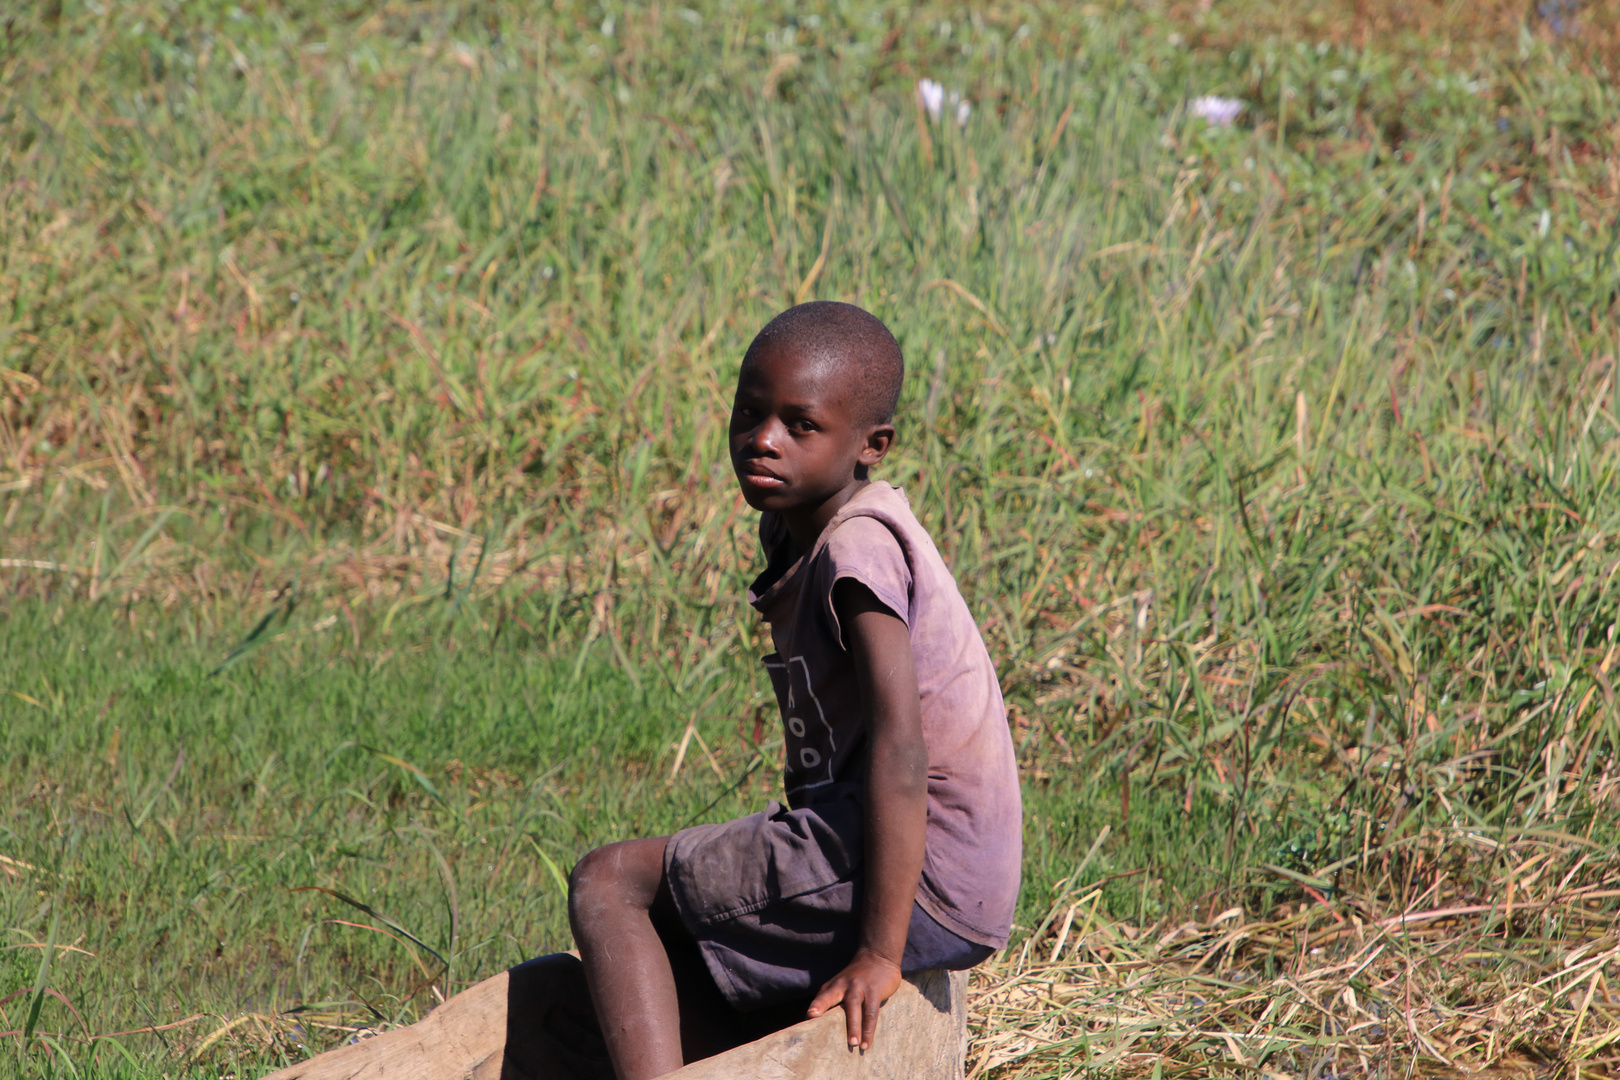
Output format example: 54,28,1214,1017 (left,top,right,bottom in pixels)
917,79,972,128
1536,0,1580,36
917,79,944,121
1188,95,1243,128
